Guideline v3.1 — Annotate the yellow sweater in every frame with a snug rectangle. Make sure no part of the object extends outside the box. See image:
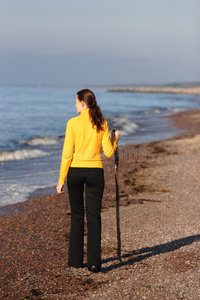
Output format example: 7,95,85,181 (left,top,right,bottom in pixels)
58,109,117,185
